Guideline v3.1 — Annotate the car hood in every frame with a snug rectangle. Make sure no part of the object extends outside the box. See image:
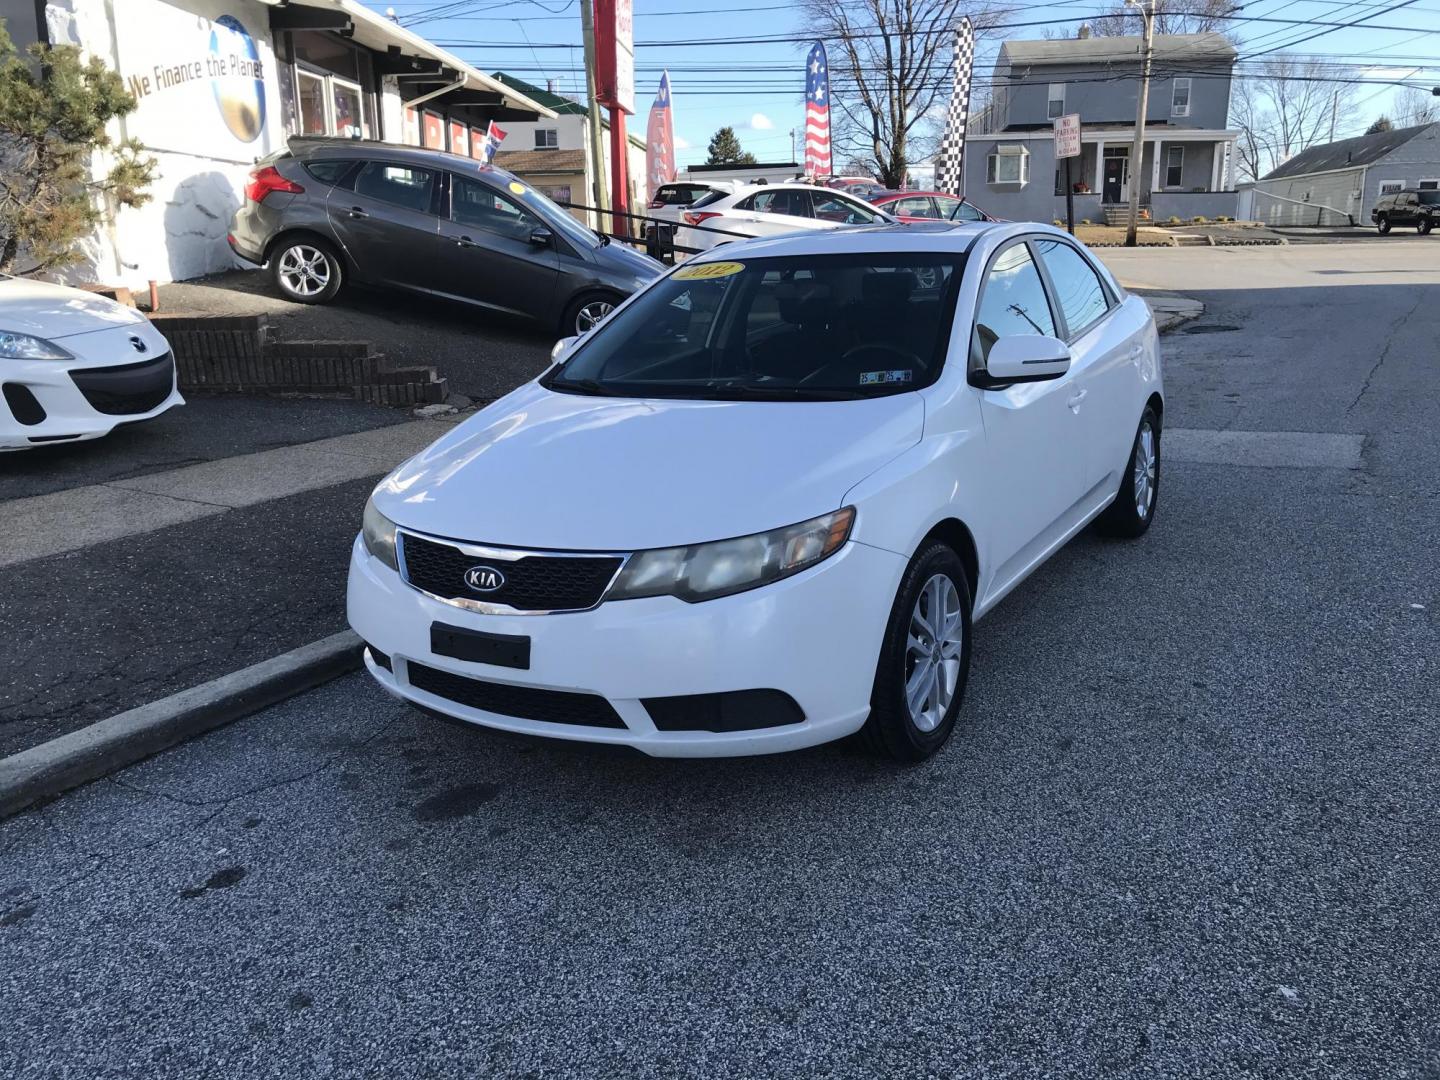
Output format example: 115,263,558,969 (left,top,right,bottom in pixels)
0,276,148,339
591,239,664,281
375,381,924,551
